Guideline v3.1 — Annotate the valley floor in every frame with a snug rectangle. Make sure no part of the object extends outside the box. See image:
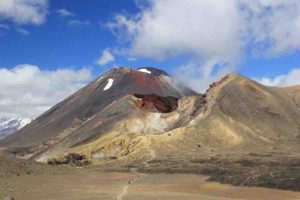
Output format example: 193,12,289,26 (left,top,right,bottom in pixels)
1,169,300,200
